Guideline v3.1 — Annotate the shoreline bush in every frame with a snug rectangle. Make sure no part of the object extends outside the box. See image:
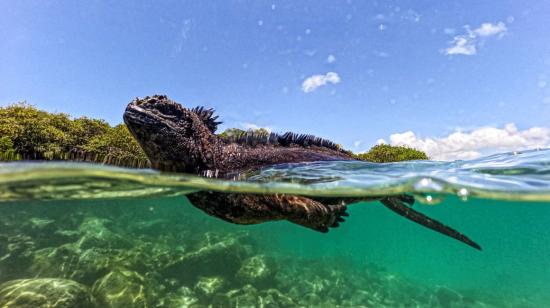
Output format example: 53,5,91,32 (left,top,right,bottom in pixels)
0,103,428,166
